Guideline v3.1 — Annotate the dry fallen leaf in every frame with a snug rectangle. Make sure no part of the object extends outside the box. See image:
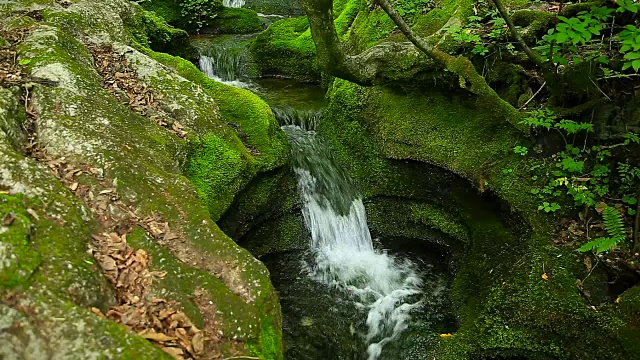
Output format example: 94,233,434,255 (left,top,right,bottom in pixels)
138,328,177,343
439,333,453,338
161,346,185,360
70,182,79,191
616,297,622,304
26,208,40,220
192,331,204,354
2,212,16,225
541,273,549,280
